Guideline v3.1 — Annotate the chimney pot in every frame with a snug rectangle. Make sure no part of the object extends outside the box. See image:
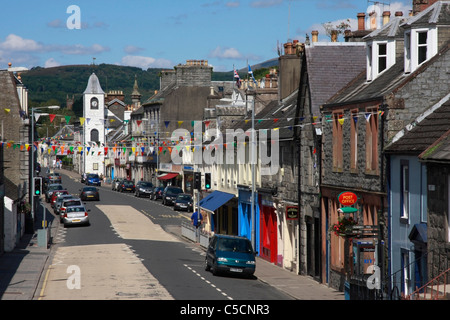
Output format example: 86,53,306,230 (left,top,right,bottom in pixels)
395,11,403,17
311,30,319,43
357,13,366,31
382,11,390,25
331,30,338,42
